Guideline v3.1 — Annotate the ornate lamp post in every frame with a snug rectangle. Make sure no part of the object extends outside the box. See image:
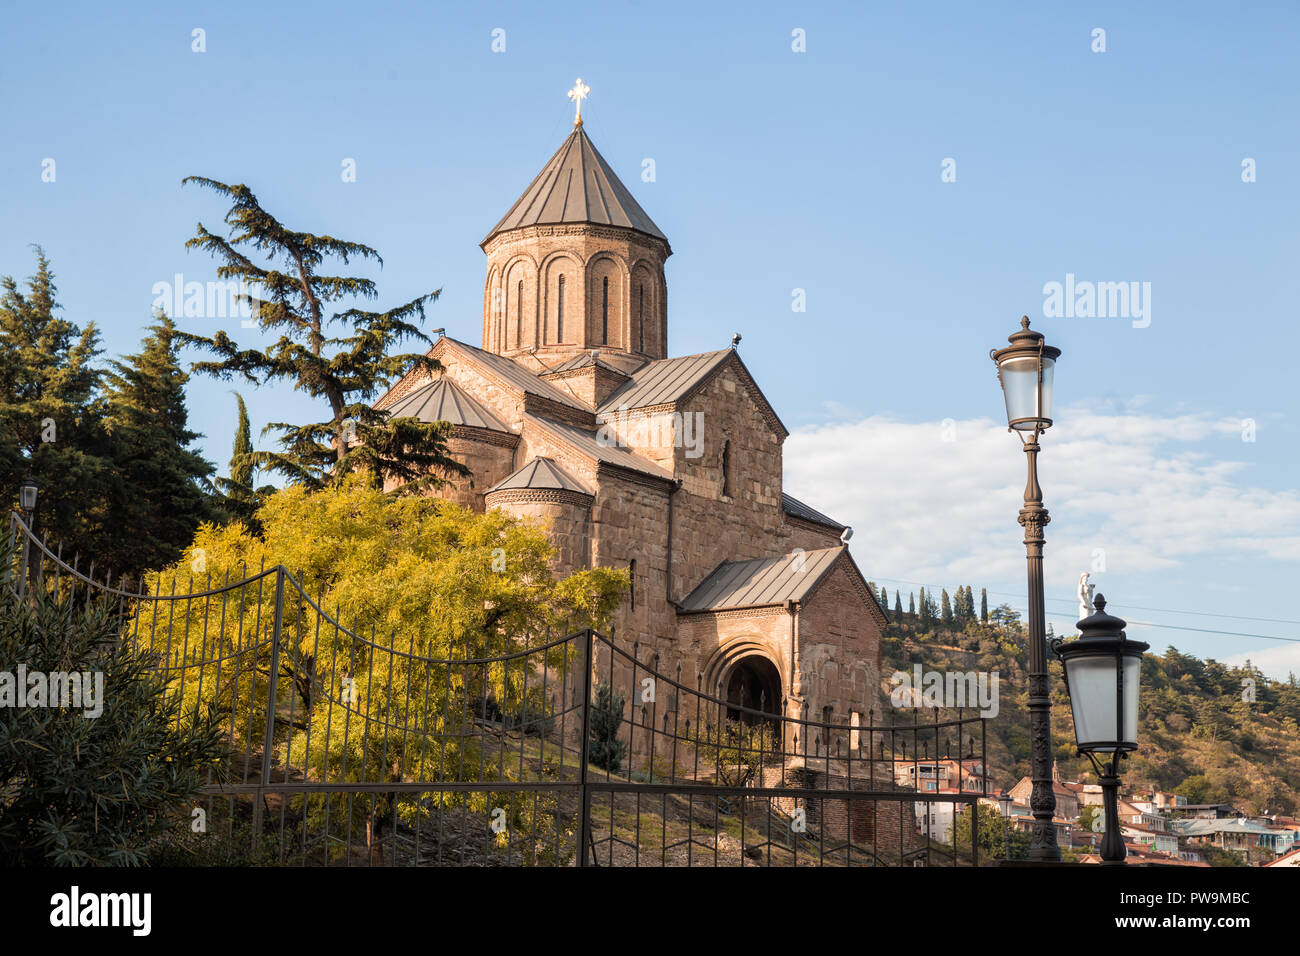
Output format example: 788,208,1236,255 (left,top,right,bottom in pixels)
991,316,1062,861
1054,595,1149,865
997,790,1012,860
